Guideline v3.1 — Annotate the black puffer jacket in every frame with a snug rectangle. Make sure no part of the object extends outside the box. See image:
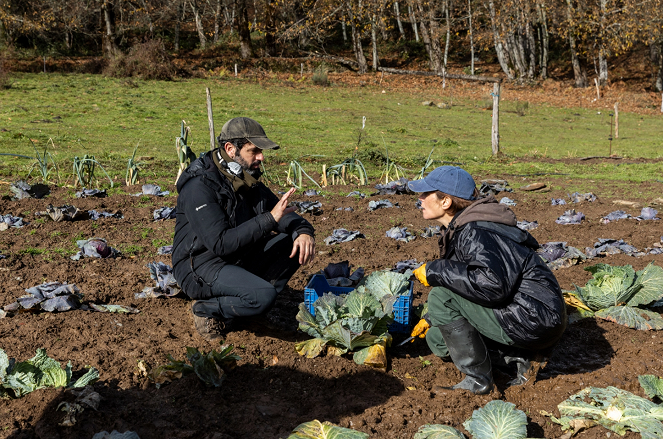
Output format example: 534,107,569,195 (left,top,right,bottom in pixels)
426,202,566,349
172,151,314,294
